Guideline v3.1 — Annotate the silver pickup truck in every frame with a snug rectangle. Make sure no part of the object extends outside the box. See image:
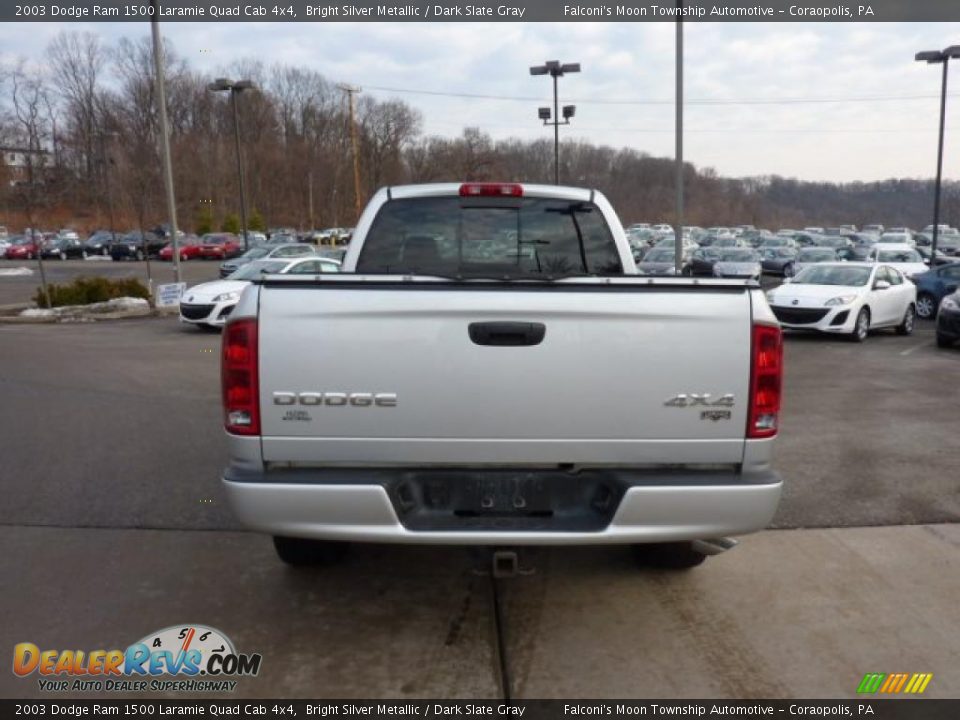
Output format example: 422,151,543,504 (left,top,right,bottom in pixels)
221,183,783,569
